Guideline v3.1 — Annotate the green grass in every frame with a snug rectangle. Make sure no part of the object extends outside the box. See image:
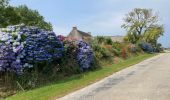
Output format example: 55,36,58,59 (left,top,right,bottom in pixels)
6,53,156,100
